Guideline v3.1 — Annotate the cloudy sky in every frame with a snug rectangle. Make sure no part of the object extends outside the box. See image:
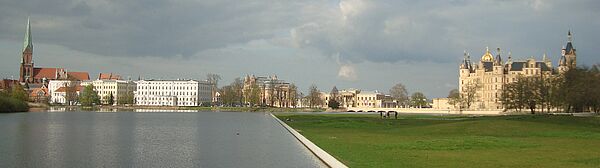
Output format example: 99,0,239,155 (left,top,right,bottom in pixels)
1,0,599,98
